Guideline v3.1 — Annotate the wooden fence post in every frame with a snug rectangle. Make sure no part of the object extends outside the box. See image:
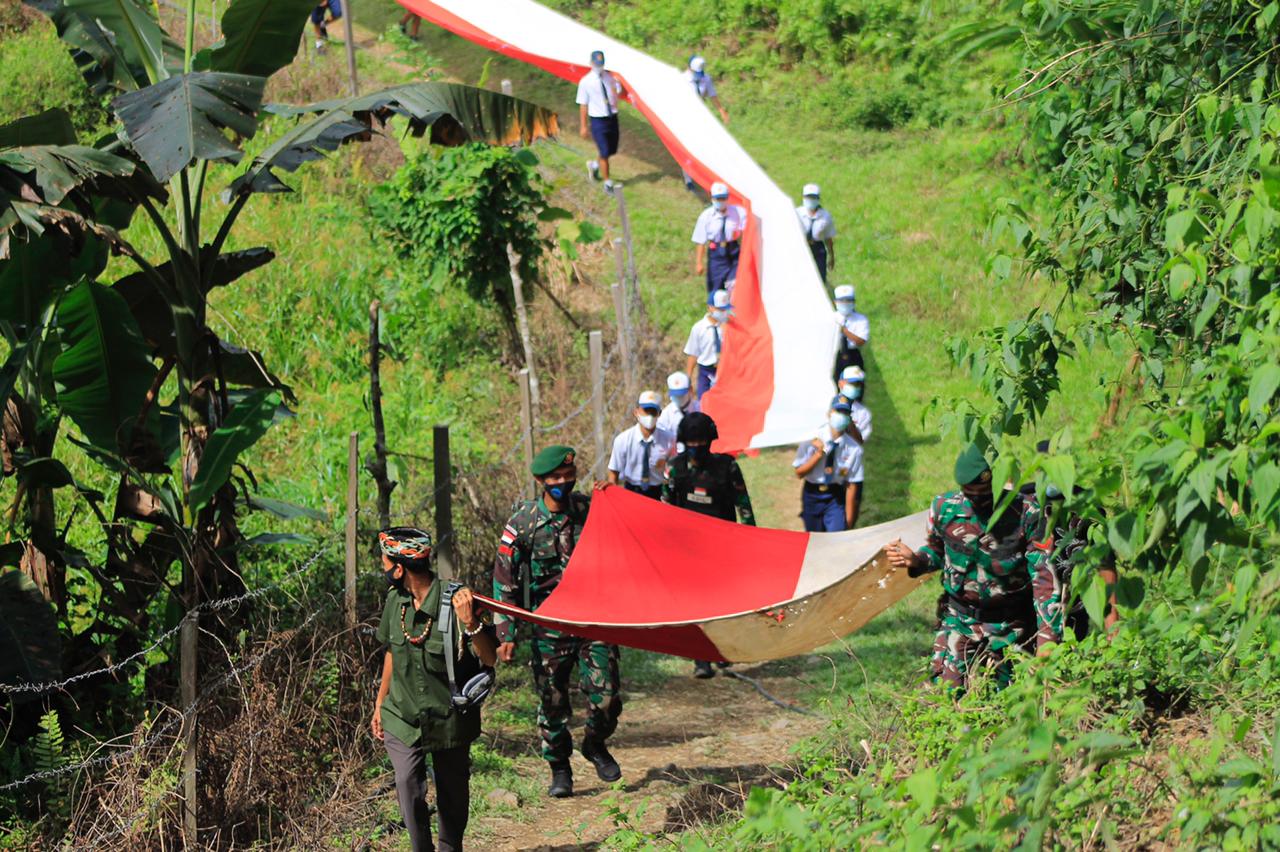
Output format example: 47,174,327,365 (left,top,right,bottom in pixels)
612,237,626,300
501,79,513,95
589,331,606,481
180,613,197,845
345,431,358,631
519,368,536,500
433,426,455,580
611,283,634,401
341,0,359,96
613,185,641,313
368,300,394,529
